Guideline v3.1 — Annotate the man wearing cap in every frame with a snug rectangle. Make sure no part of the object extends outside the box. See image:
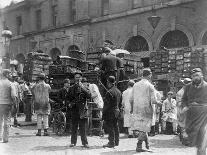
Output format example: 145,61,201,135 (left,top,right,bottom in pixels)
129,68,159,152
57,78,71,133
0,69,16,143
176,78,191,144
161,91,177,135
182,68,207,155
31,73,51,136
68,72,91,148
103,76,123,148
122,80,135,138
